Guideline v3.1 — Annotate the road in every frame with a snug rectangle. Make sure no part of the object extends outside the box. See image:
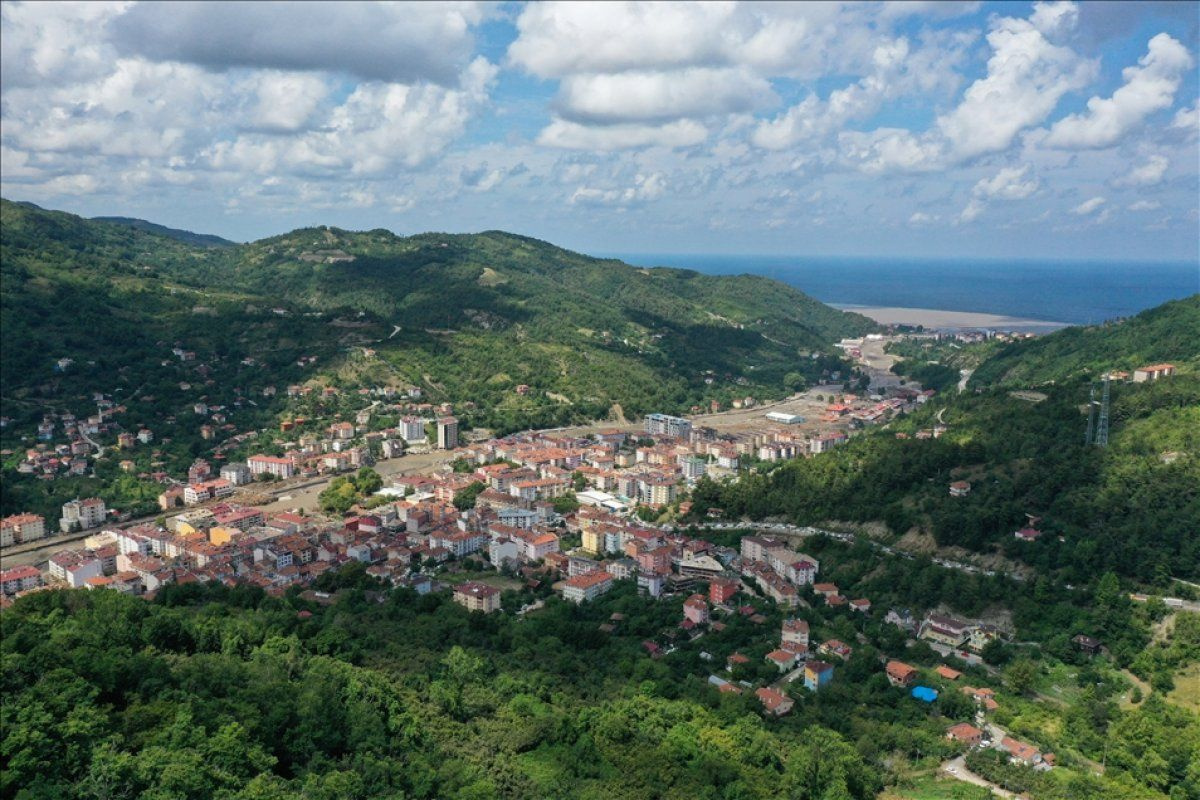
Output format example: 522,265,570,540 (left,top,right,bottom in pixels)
940,756,1016,799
